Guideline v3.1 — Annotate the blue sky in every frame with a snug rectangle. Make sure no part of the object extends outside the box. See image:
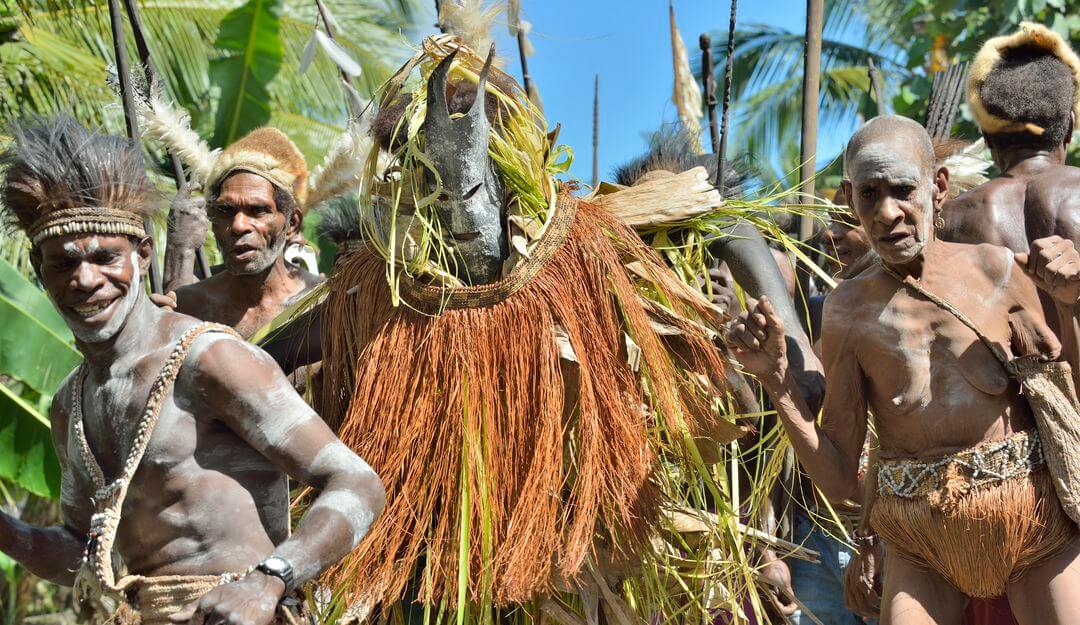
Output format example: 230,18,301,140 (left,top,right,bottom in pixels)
415,0,833,184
